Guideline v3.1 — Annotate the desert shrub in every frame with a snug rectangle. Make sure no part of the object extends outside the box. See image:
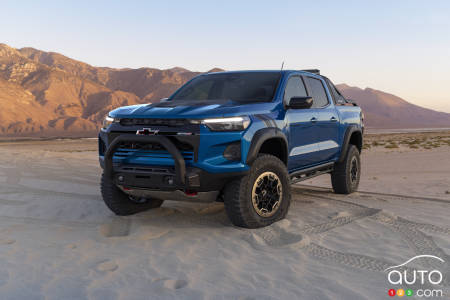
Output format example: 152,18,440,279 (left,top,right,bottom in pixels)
385,143,399,149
